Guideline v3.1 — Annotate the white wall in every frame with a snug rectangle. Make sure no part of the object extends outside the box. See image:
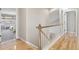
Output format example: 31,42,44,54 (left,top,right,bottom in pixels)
46,9,60,25
77,9,79,37
17,8,63,49
17,8,49,47
26,8,49,47
18,8,27,41
42,9,63,49
0,10,1,42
